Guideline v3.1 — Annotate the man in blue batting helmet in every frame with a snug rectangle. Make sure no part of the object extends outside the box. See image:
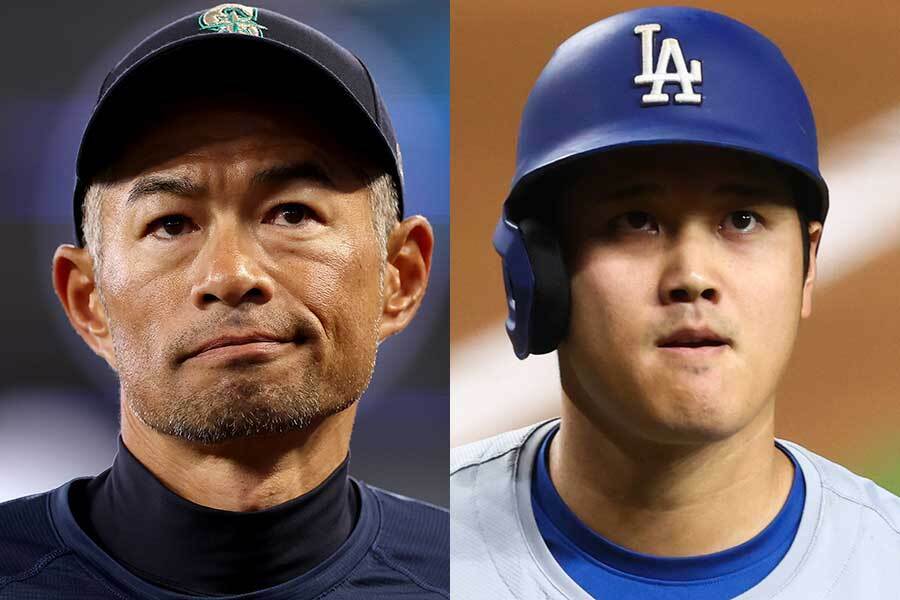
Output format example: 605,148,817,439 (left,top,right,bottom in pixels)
452,7,900,599
494,6,827,359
